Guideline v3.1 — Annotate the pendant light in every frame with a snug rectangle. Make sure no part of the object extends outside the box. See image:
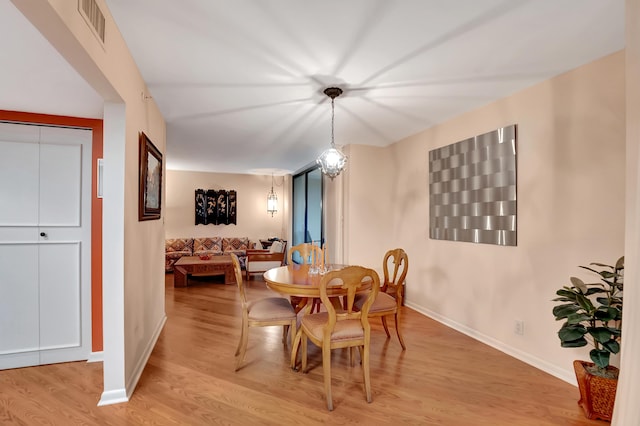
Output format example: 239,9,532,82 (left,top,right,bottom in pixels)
316,87,348,179
267,173,278,216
